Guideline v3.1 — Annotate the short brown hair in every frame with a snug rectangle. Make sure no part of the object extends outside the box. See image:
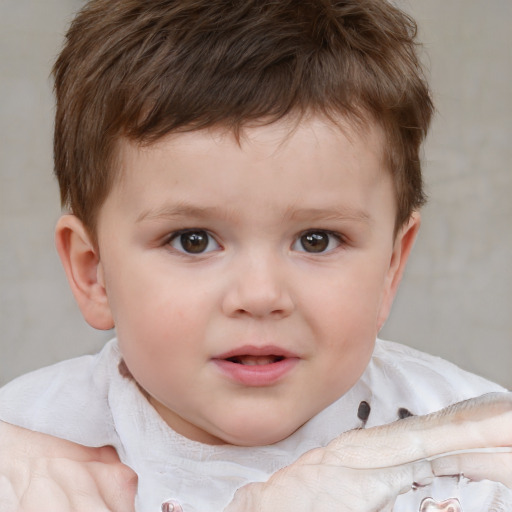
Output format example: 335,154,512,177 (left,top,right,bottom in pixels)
53,0,433,236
